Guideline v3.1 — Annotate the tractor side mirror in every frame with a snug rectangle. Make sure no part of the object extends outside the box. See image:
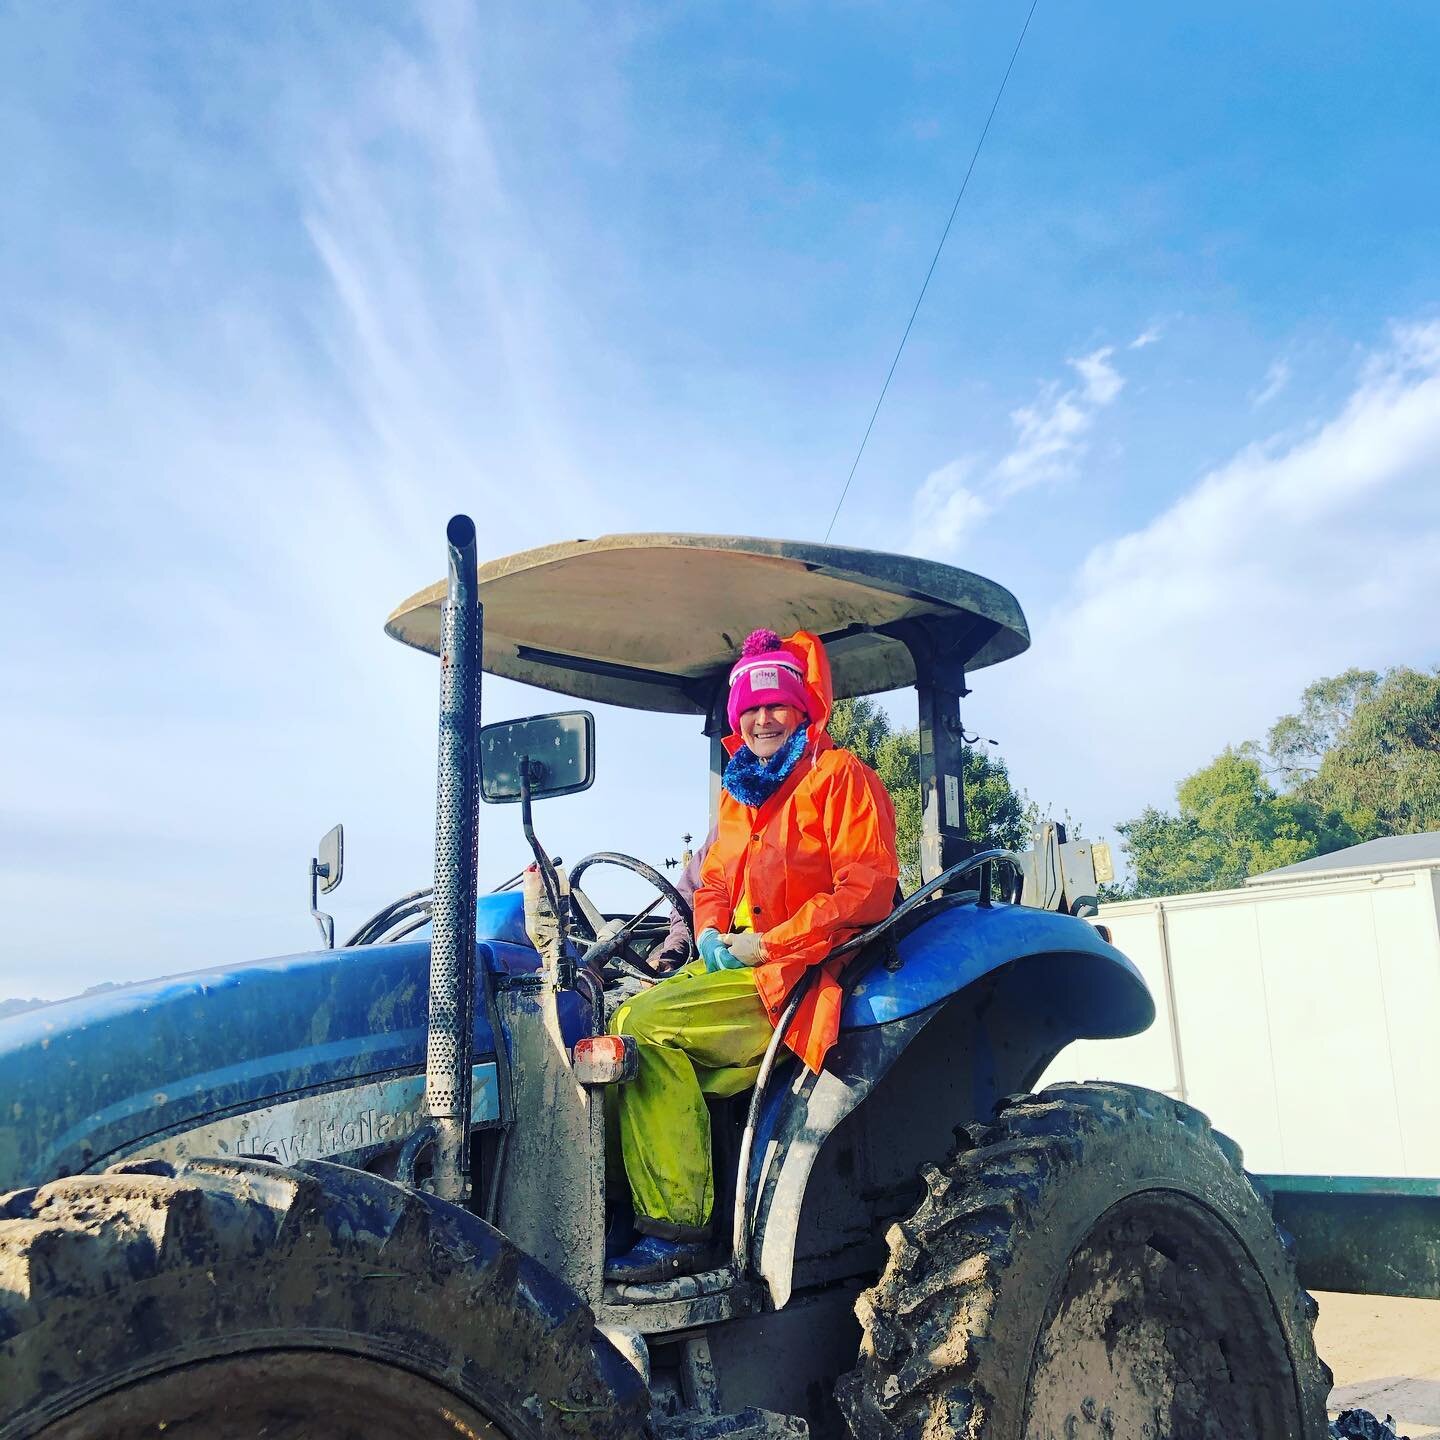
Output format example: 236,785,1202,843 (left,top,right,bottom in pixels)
480,711,596,803
316,824,344,894
310,823,344,949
